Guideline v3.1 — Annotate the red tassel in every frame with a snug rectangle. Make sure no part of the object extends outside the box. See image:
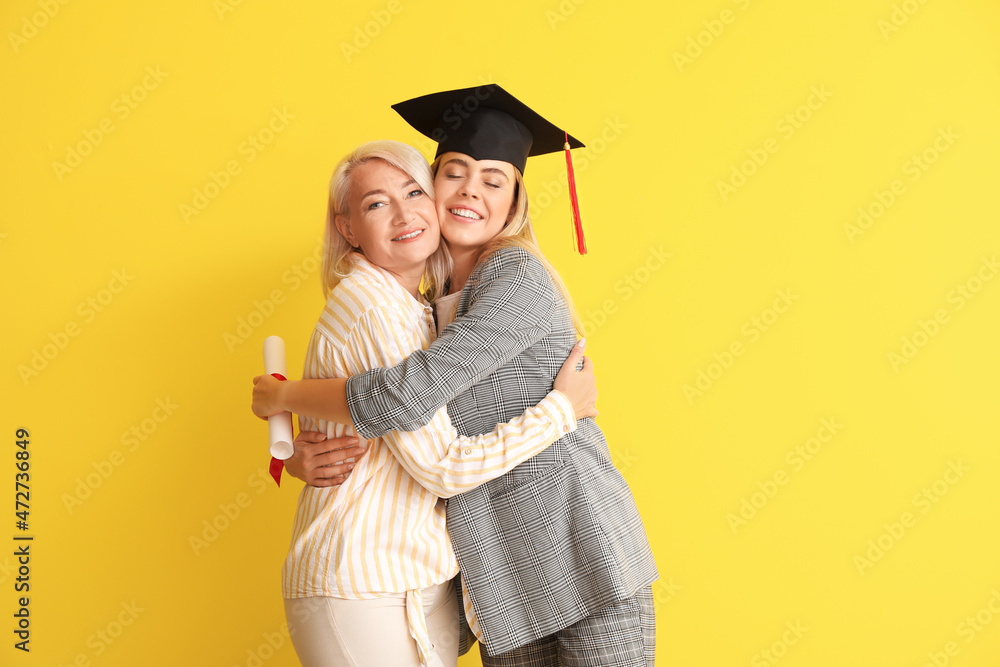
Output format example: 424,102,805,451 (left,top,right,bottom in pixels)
564,131,586,255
